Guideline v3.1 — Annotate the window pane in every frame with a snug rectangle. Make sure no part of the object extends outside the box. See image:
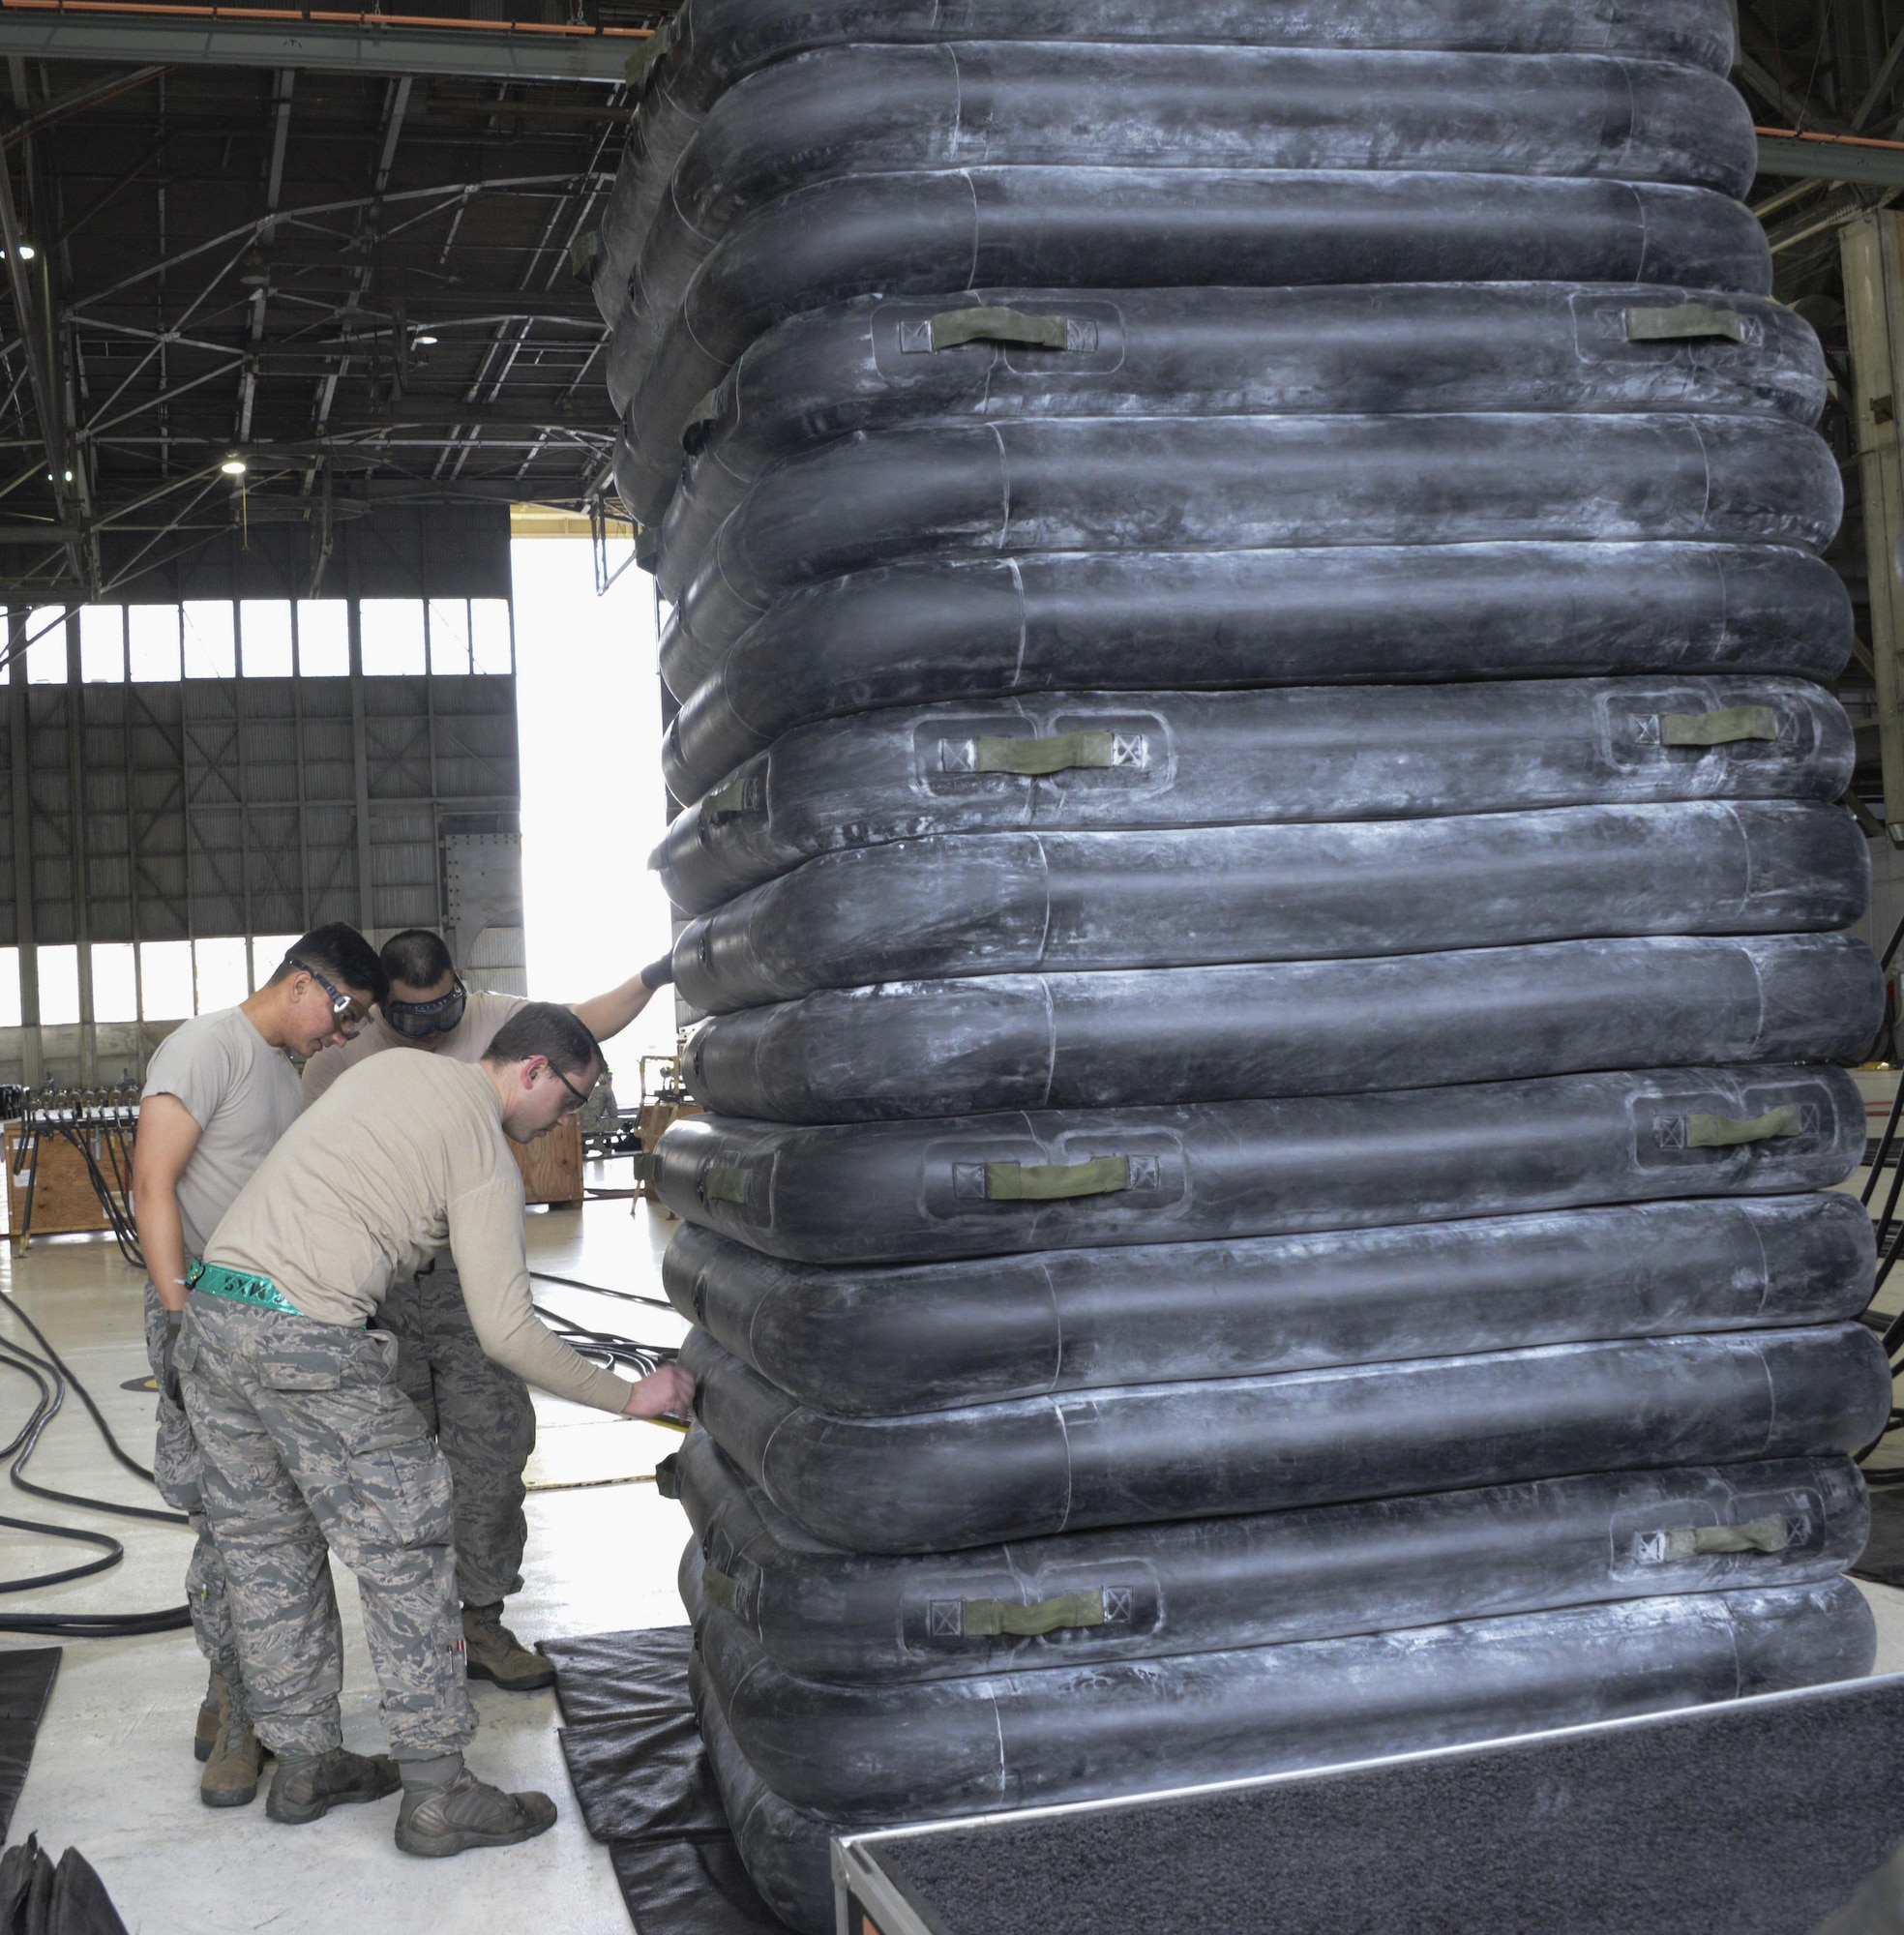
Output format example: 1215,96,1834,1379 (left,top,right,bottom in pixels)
194,937,249,1013
129,605,181,682
250,933,301,992
26,608,66,684
183,601,237,679
139,939,194,1021
0,948,19,1028
240,601,294,678
296,601,348,676
91,942,137,1022
38,942,78,1025
79,606,124,682
361,598,426,676
428,598,471,675
470,600,513,674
